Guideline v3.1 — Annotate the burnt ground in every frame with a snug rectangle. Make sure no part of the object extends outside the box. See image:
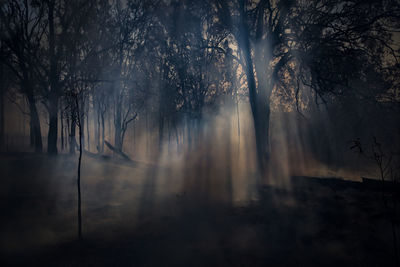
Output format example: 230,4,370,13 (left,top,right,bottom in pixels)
0,153,399,266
